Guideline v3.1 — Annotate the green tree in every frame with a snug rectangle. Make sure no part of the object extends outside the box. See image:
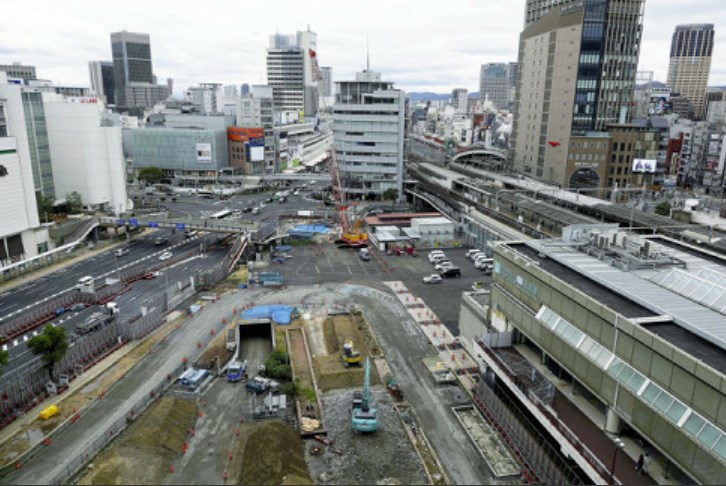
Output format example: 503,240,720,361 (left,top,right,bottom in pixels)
655,201,672,217
0,349,8,377
36,194,55,222
262,351,291,381
138,167,164,185
383,188,399,209
66,191,83,213
27,325,68,379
